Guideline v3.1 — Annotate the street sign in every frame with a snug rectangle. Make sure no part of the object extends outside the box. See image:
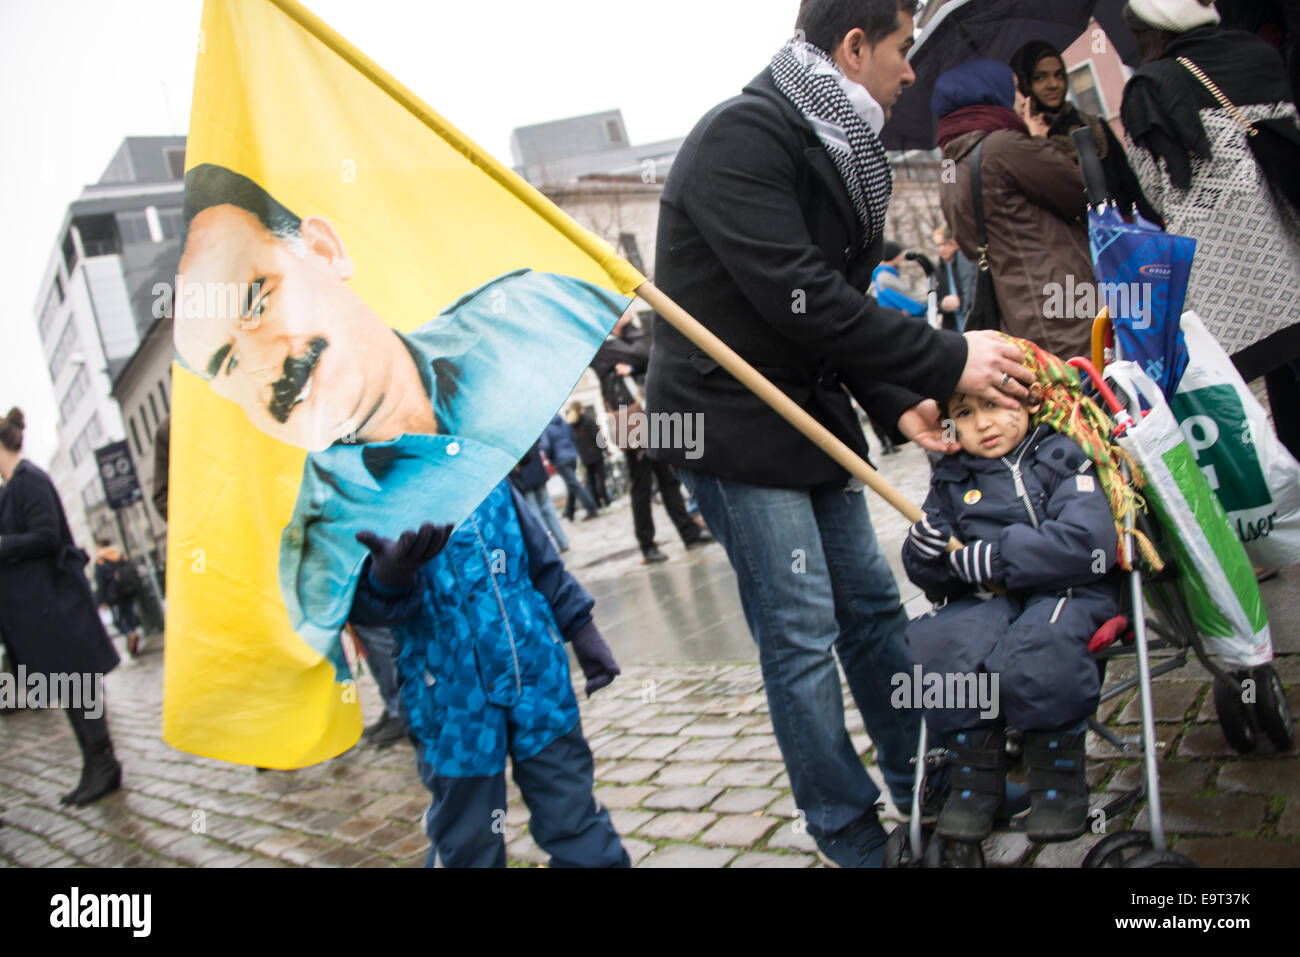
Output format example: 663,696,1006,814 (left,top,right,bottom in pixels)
94,440,143,511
